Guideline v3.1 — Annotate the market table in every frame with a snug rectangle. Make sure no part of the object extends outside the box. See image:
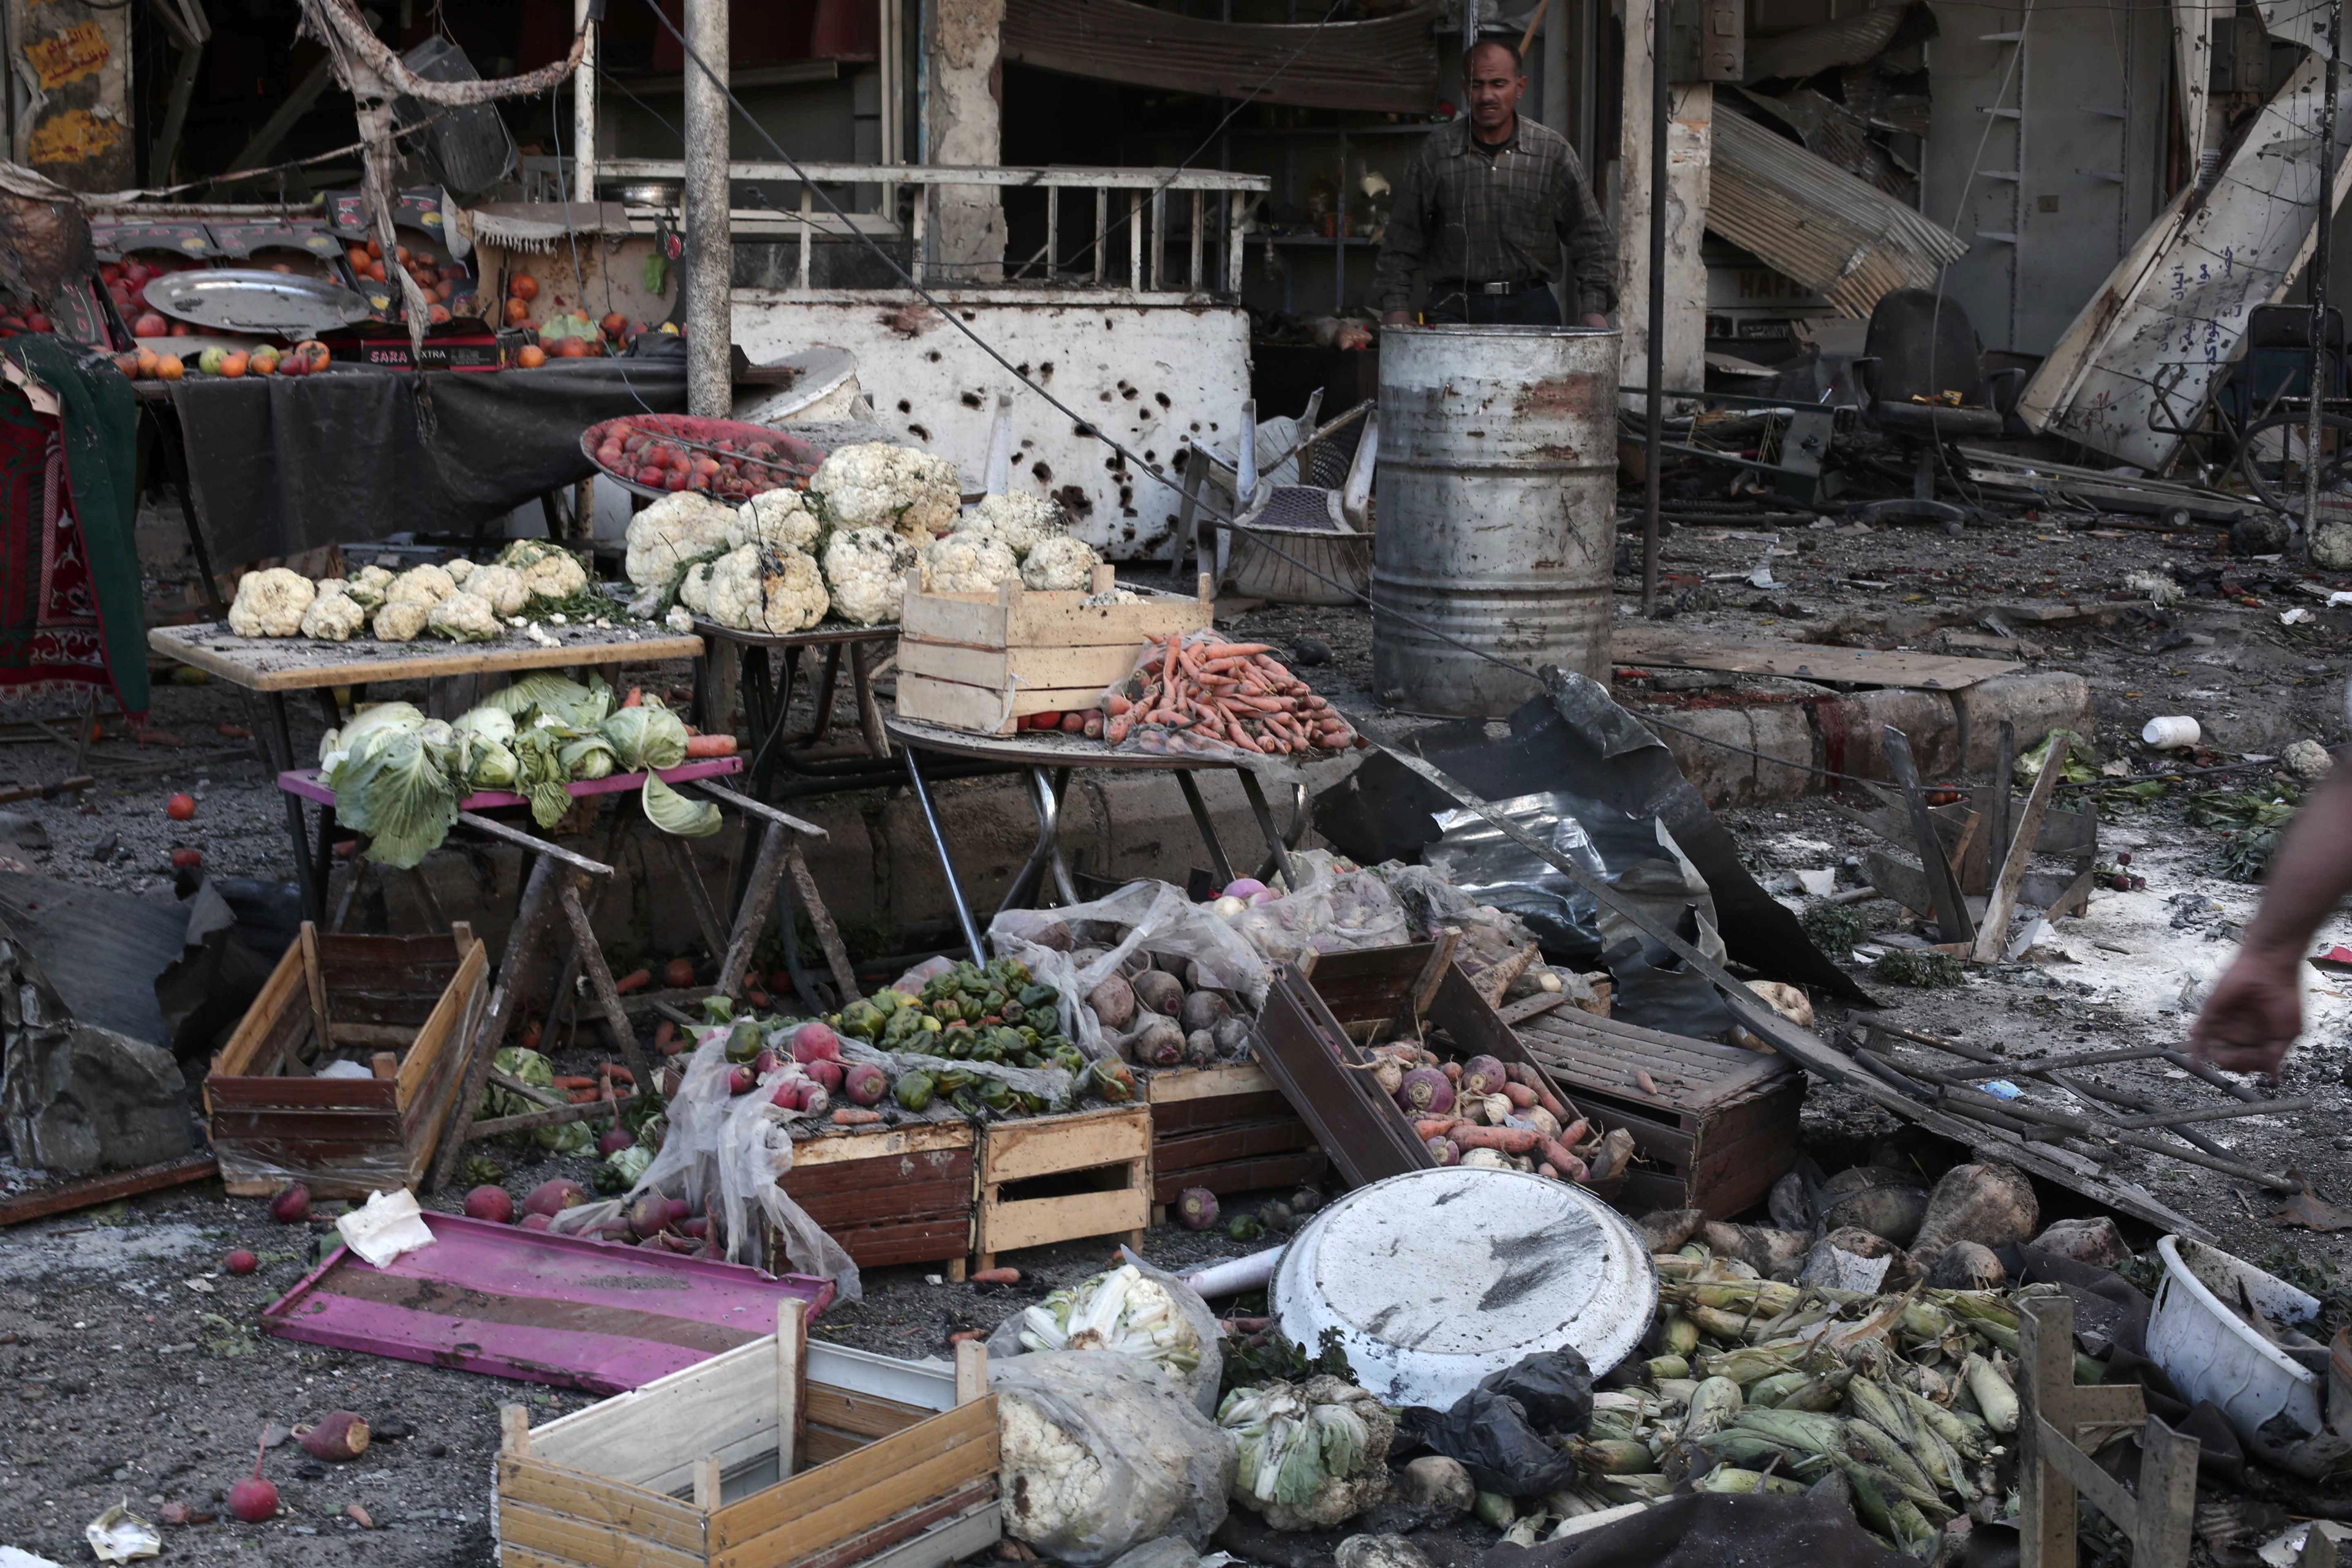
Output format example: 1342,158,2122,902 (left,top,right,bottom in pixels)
886,715,1313,958
691,617,899,800
148,619,704,920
